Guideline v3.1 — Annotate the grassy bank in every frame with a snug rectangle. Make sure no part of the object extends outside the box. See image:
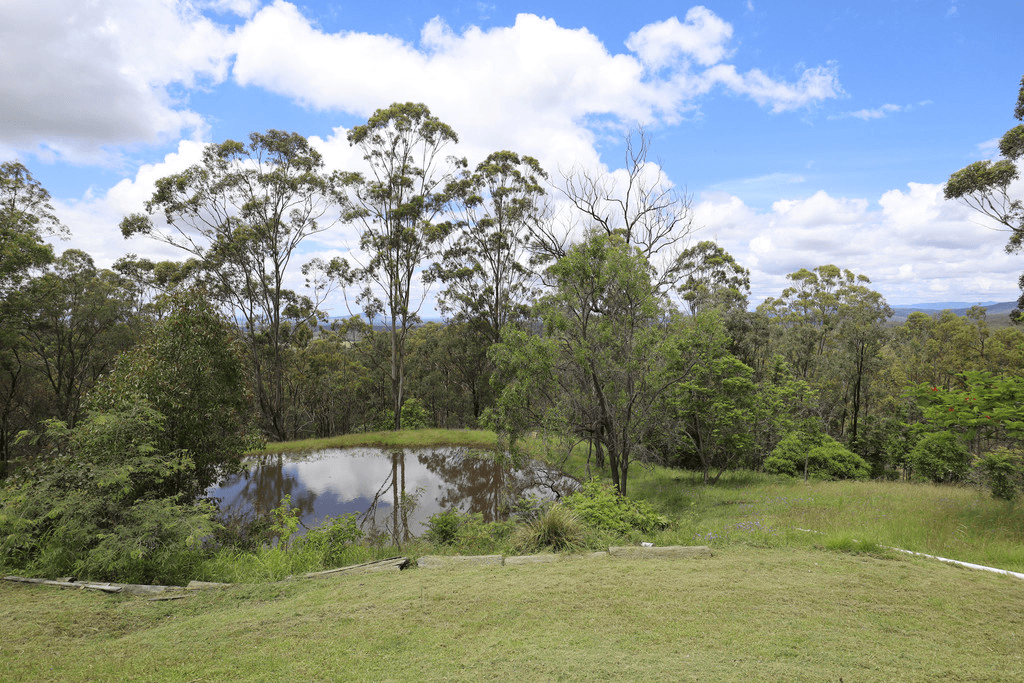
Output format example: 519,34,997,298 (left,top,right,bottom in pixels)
628,466,1024,573
3,546,1022,682
251,431,1024,572
252,428,501,455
